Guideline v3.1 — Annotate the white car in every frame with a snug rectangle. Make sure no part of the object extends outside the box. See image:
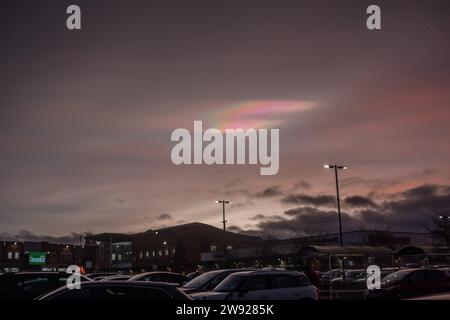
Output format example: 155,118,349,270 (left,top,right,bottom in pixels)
191,270,319,300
